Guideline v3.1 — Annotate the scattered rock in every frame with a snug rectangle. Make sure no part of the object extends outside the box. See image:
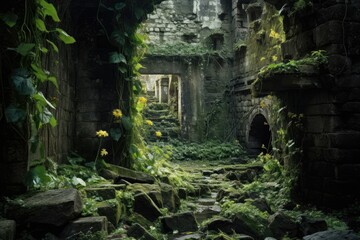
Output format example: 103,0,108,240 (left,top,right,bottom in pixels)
112,166,155,184
127,183,163,208
178,188,187,199
94,183,126,190
160,212,198,233
300,216,327,236
268,212,299,239
231,213,263,239
303,230,360,240
85,187,116,200
202,170,213,176
61,216,108,239
251,198,272,213
133,193,162,221
6,188,82,227
203,216,234,234
97,201,122,226
127,223,156,240
160,182,180,212
0,220,16,240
